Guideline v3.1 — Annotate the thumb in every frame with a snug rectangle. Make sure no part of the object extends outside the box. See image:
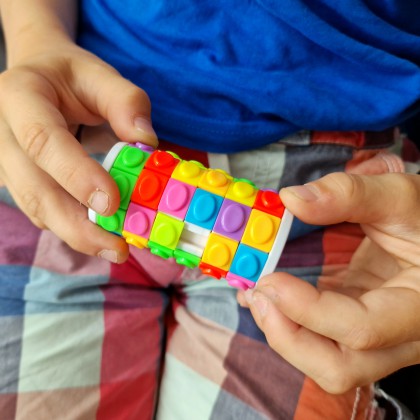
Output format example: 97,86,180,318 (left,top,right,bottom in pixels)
77,63,158,147
280,172,420,226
